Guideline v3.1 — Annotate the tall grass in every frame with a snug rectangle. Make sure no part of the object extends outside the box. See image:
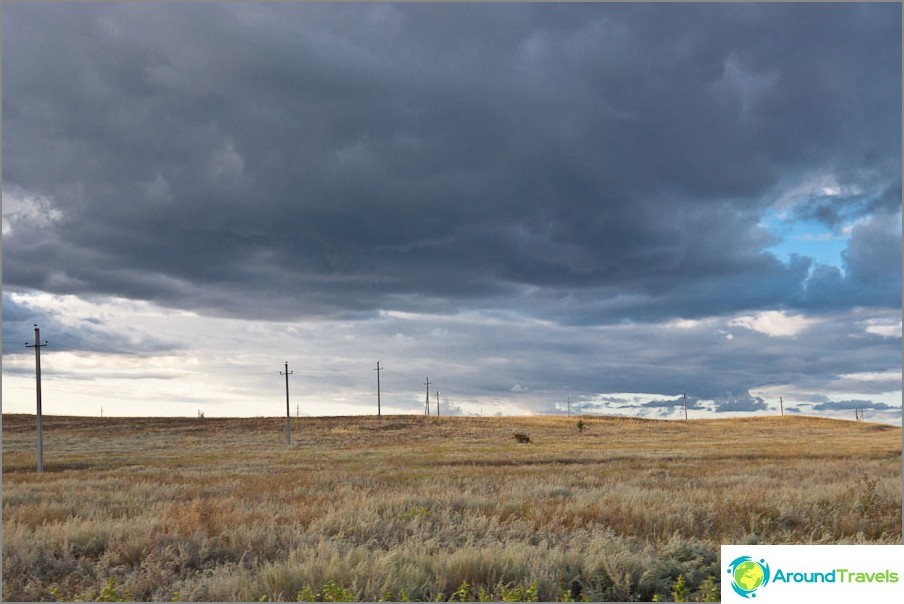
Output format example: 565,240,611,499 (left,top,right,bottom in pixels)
2,414,901,601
